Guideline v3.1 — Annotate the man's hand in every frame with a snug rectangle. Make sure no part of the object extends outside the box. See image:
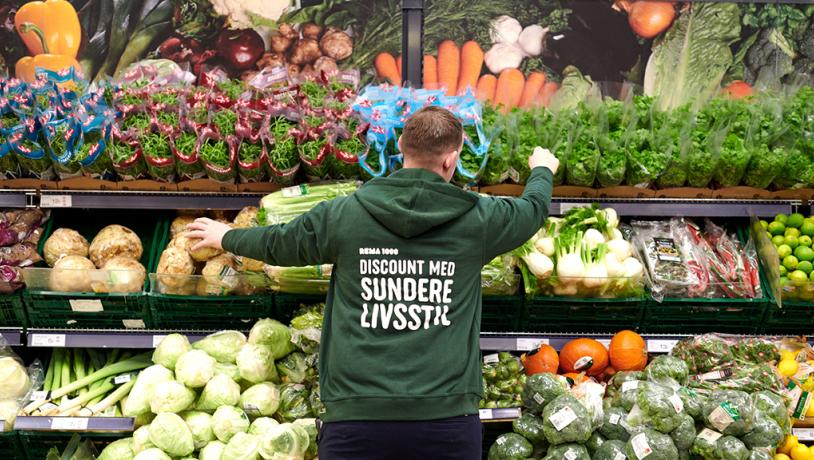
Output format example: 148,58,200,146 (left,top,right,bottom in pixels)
186,218,232,252
528,147,559,174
